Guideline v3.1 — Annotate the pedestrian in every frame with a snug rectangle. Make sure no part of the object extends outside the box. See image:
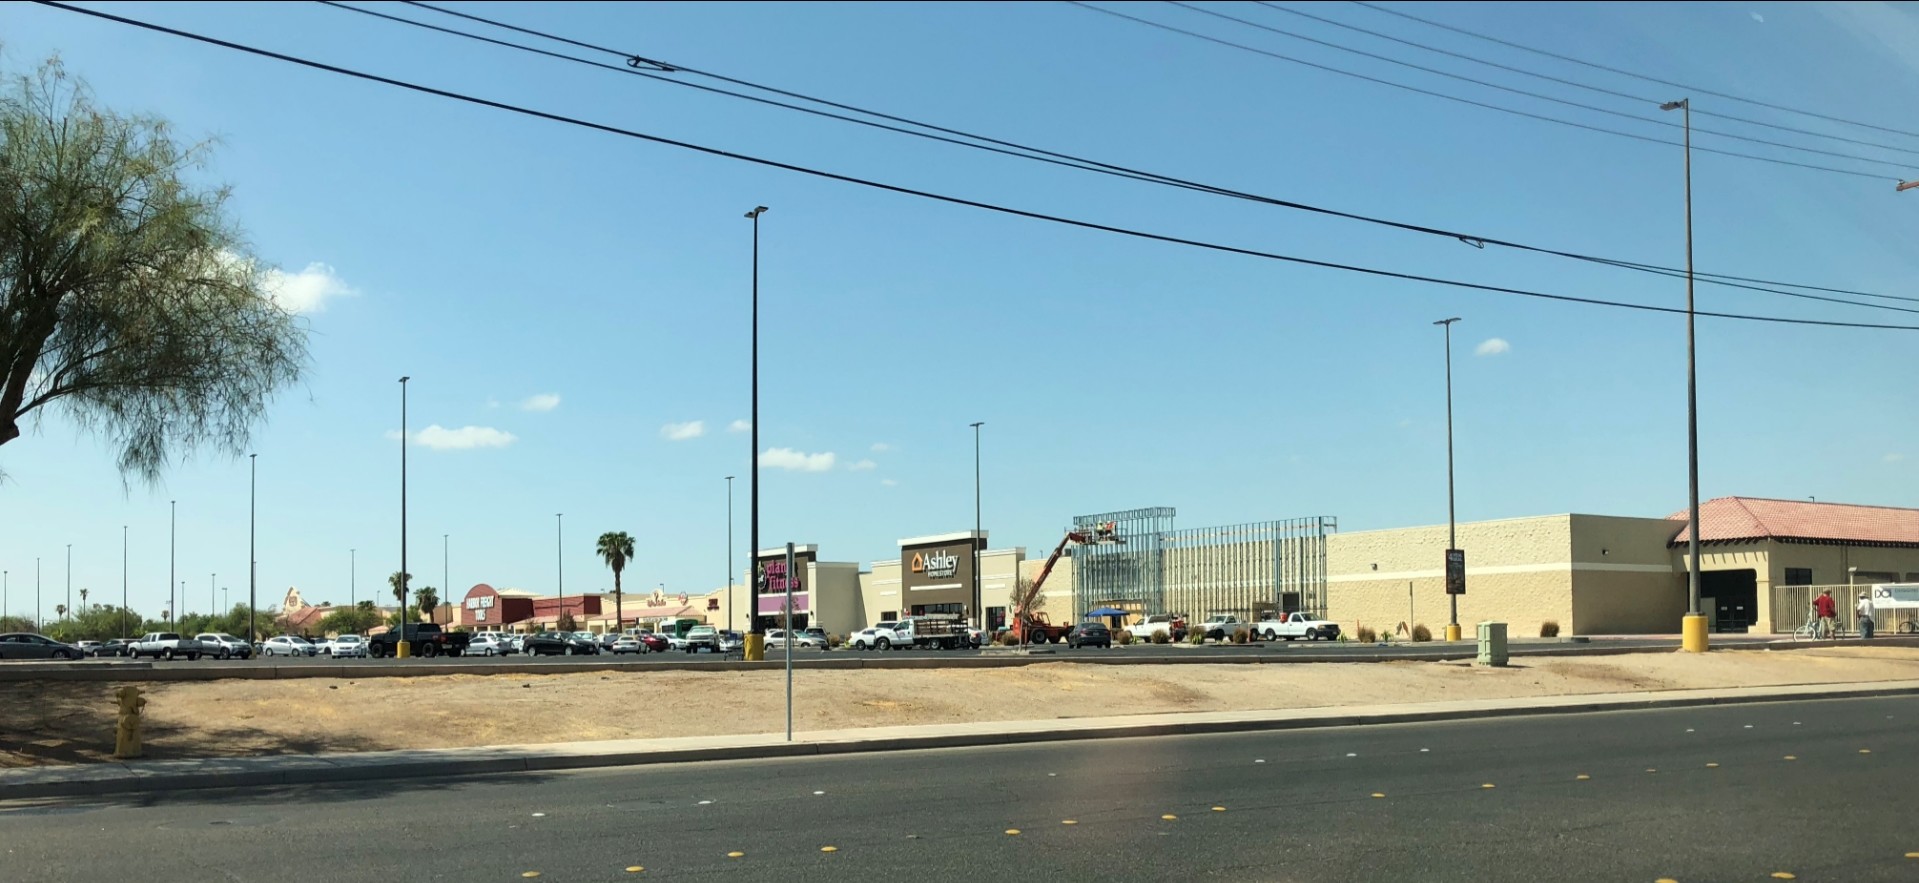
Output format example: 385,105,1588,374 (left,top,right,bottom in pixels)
1814,588,1839,639
1857,591,1875,640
